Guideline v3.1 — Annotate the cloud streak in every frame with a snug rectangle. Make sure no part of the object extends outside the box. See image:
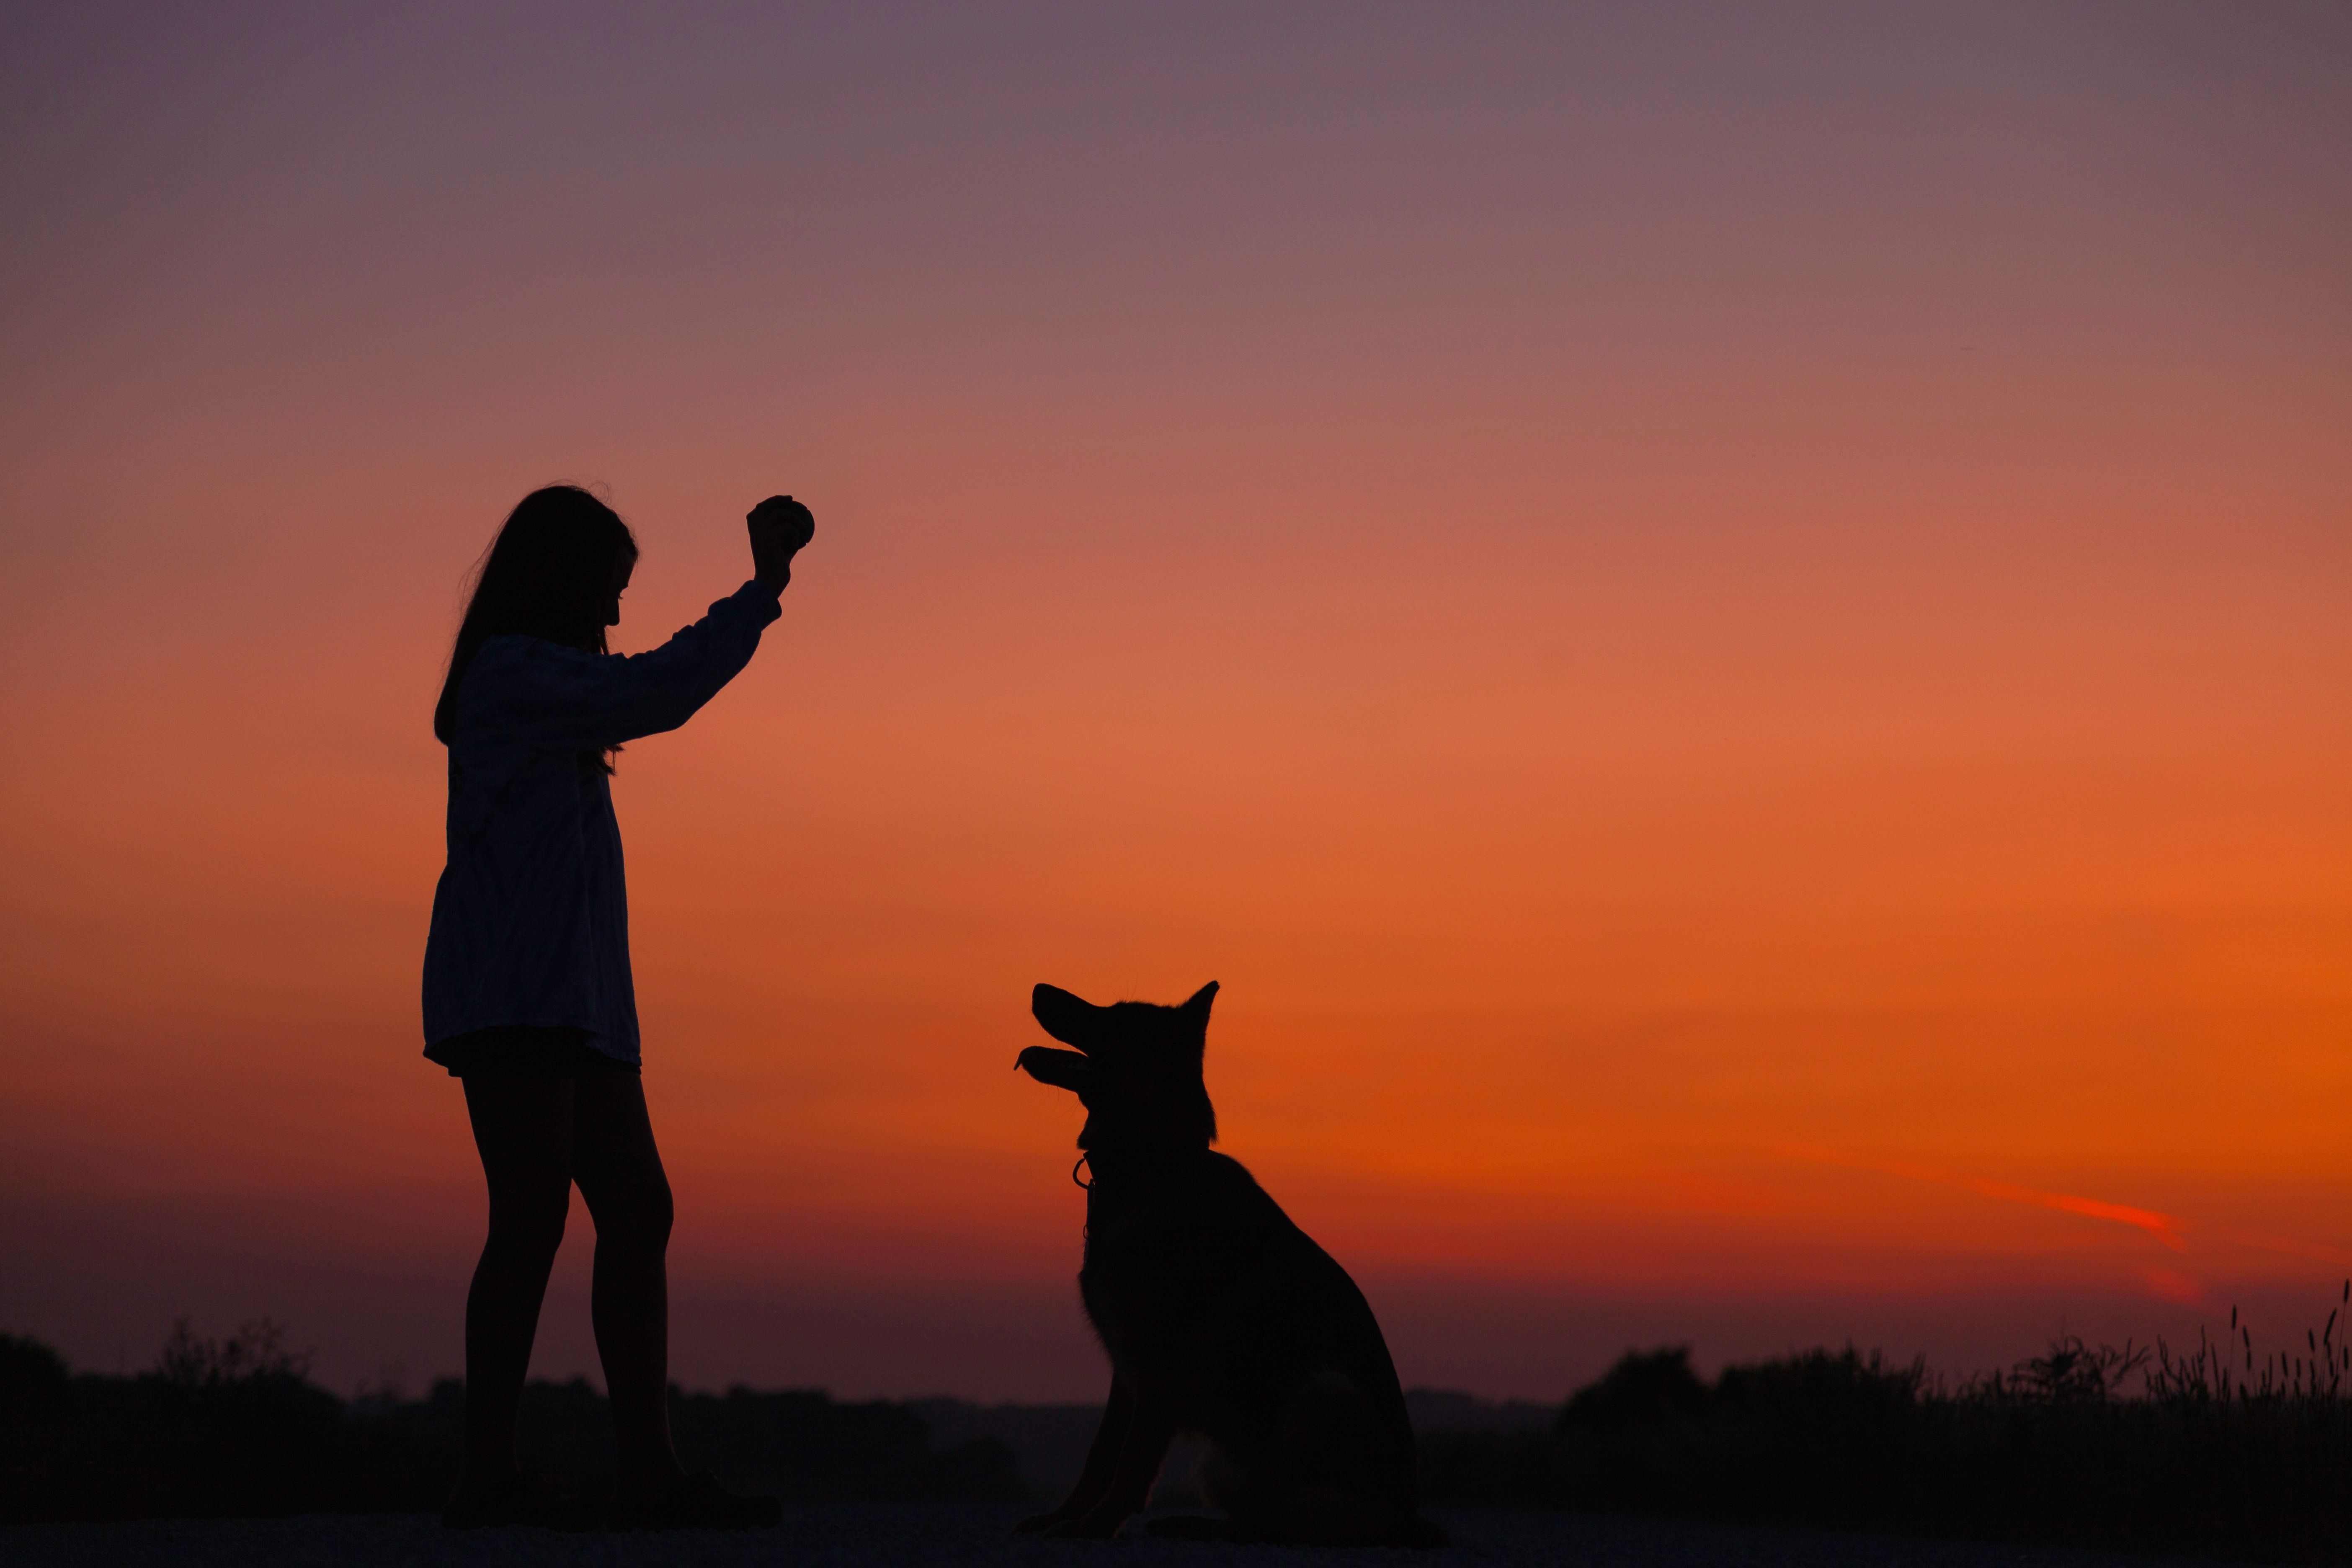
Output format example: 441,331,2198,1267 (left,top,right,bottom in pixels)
1776,1144,2186,1250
